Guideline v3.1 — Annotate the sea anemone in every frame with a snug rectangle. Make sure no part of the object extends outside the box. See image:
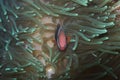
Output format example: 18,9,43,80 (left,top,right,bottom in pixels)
0,0,120,80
